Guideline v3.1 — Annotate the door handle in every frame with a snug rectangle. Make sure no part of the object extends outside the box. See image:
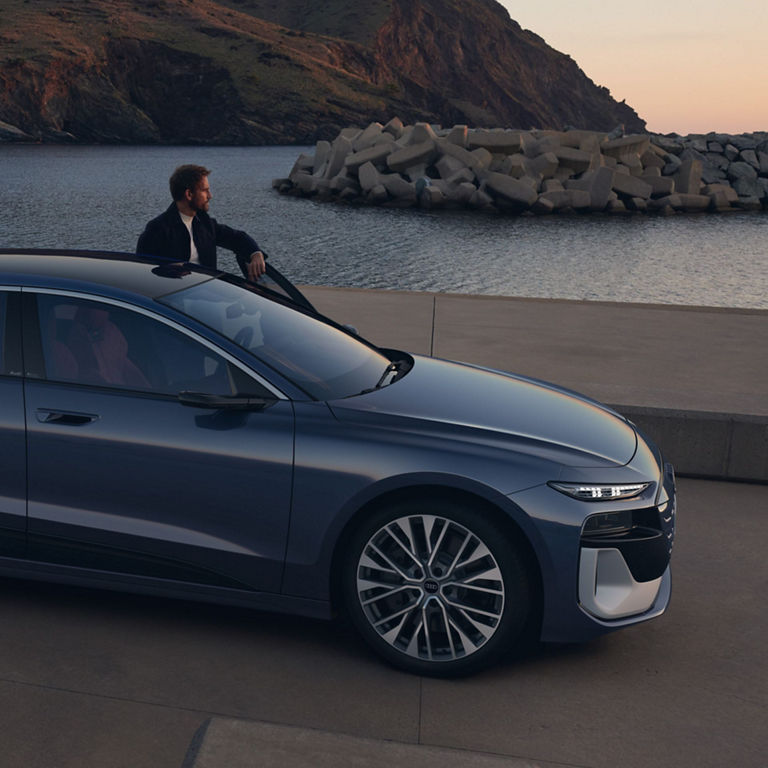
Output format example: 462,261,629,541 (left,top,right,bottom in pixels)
36,409,99,426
